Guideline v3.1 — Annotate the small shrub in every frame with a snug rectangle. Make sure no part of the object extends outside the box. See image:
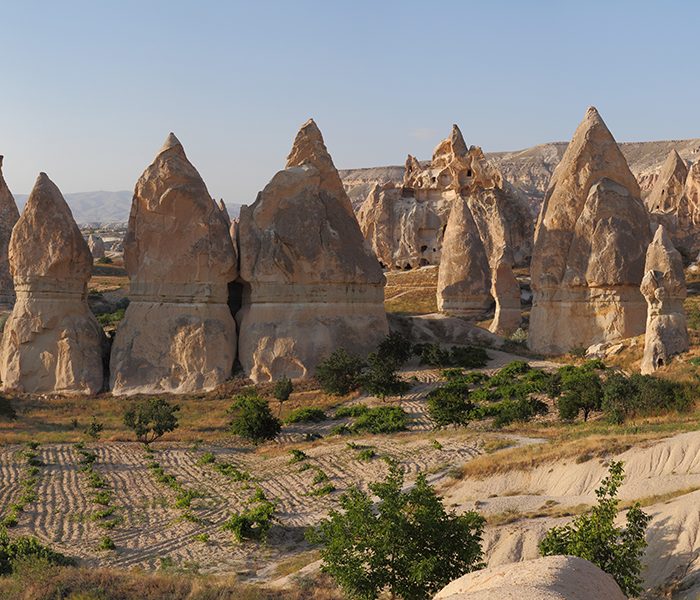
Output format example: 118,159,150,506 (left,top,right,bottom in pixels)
273,376,293,415
334,404,370,419
312,469,329,485
307,483,335,497
285,407,328,424
316,349,365,395
97,536,115,551
197,452,216,465
426,387,474,428
288,449,308,463
229,393,281,444
357,448,376,462
92,491,112,506
214,462,250,481
351,406,409,434
123,398,180,444
222,489,276,542
0,530,74,575
84,416,104,441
